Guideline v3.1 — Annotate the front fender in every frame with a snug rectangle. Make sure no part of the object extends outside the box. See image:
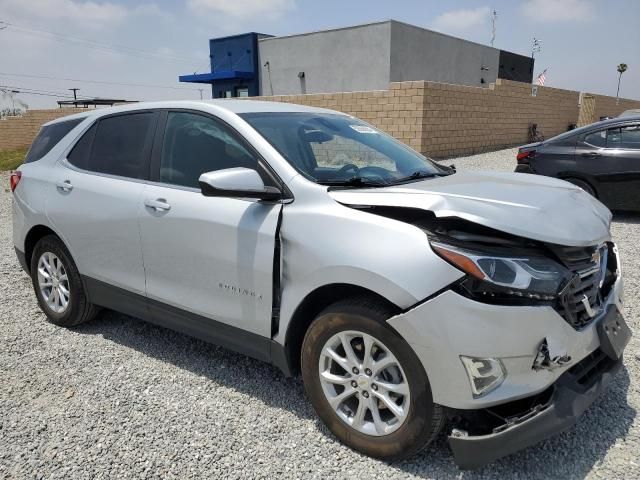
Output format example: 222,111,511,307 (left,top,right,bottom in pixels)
275,192,463,345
